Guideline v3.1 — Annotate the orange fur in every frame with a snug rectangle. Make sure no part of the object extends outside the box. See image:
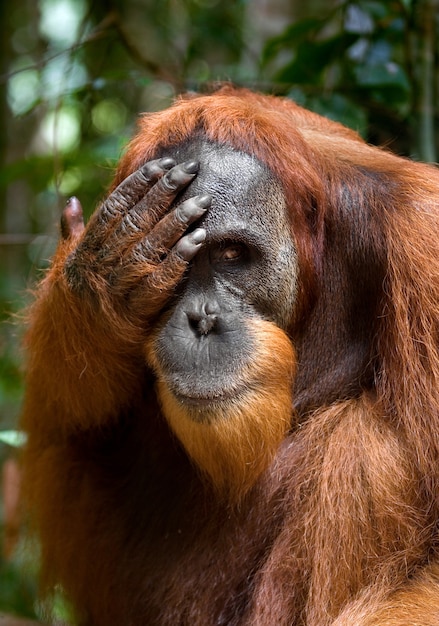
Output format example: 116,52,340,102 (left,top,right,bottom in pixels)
331,563,439,626
146,319,296,496
20,86,439,625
